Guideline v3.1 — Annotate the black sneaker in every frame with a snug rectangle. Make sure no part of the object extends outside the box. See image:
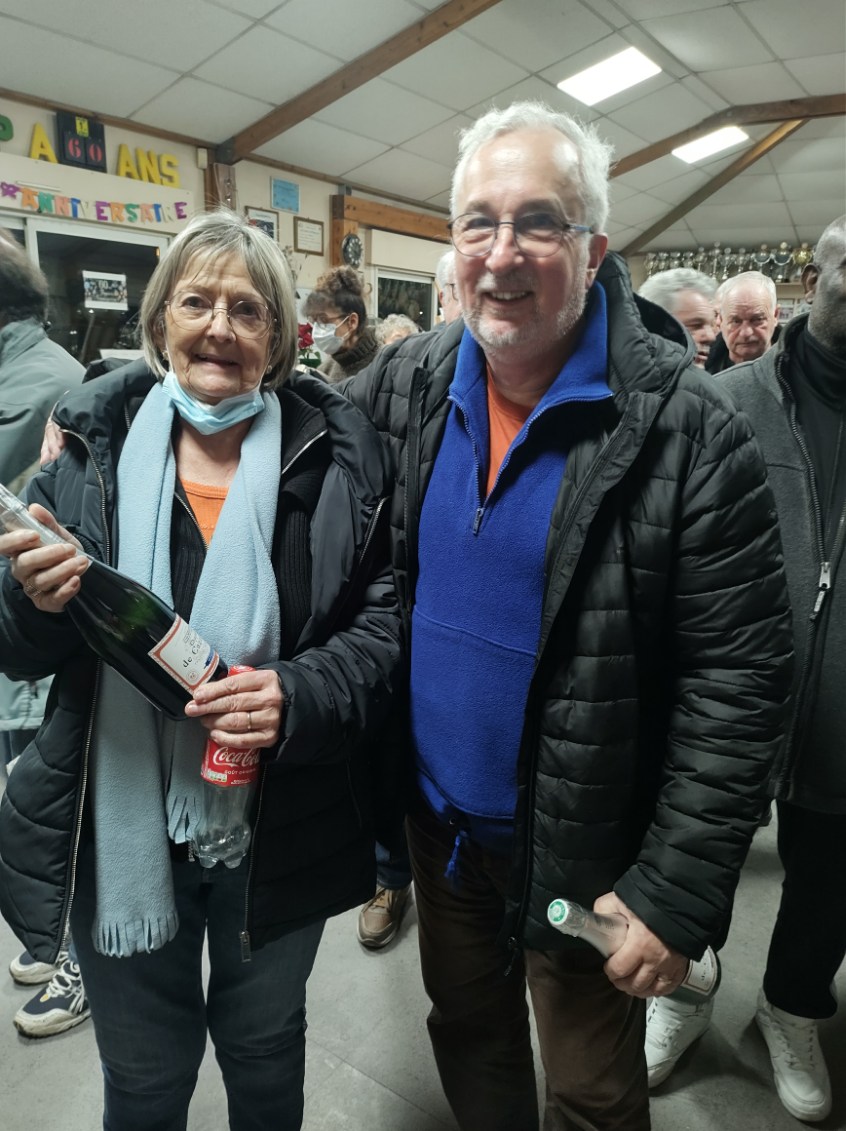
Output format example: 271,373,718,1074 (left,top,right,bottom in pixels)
9,948,67,986
14,960,90,1038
